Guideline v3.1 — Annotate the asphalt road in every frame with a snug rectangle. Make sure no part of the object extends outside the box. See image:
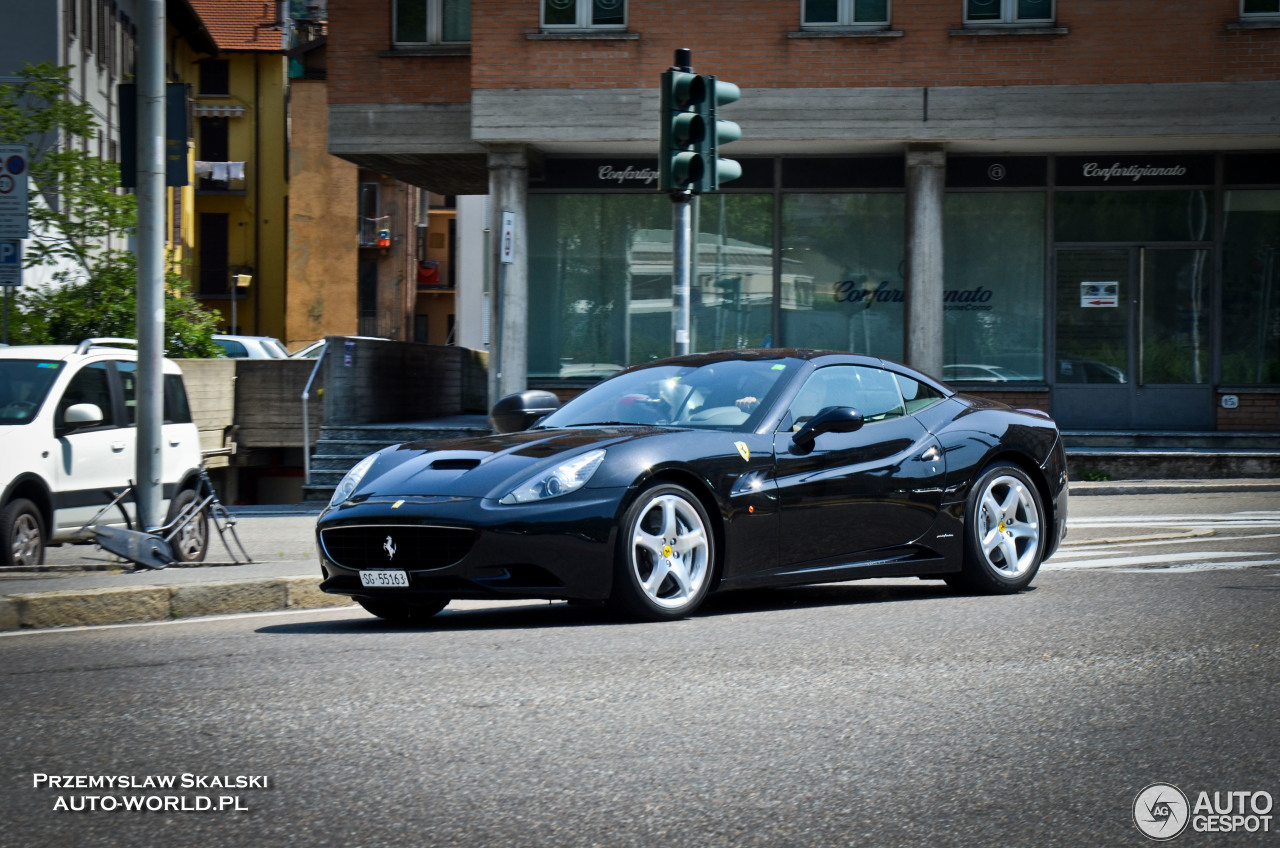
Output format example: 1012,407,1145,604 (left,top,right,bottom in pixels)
2,492,1278,847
